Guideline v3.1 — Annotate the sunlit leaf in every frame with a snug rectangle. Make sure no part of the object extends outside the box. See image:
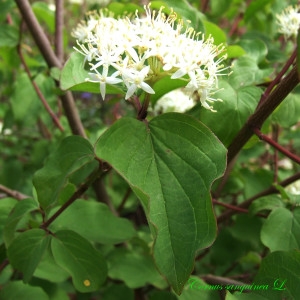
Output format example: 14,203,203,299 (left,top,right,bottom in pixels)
95,113,226,294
